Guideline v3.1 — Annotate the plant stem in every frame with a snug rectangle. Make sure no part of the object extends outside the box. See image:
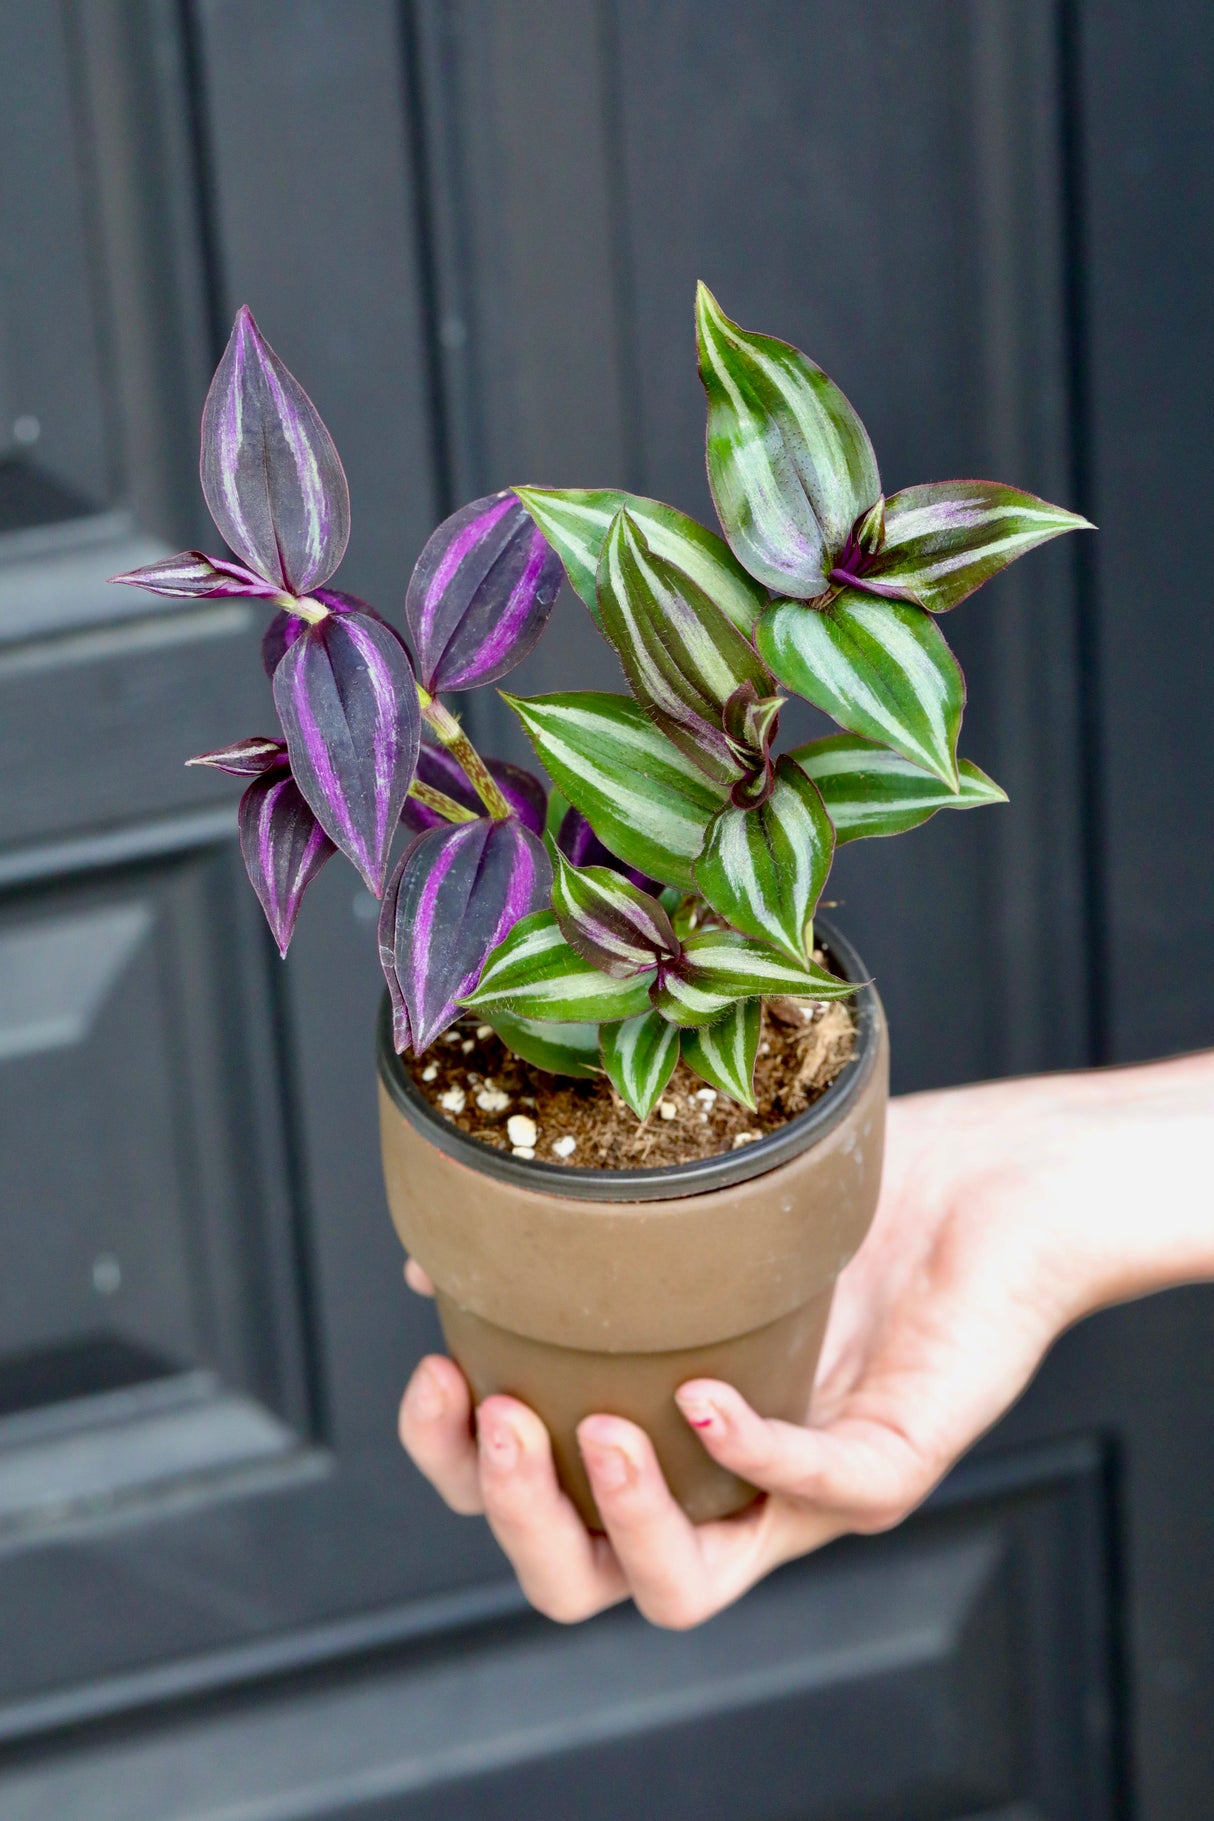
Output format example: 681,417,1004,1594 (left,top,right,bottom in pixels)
408,778,479,823
417,691,512,818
